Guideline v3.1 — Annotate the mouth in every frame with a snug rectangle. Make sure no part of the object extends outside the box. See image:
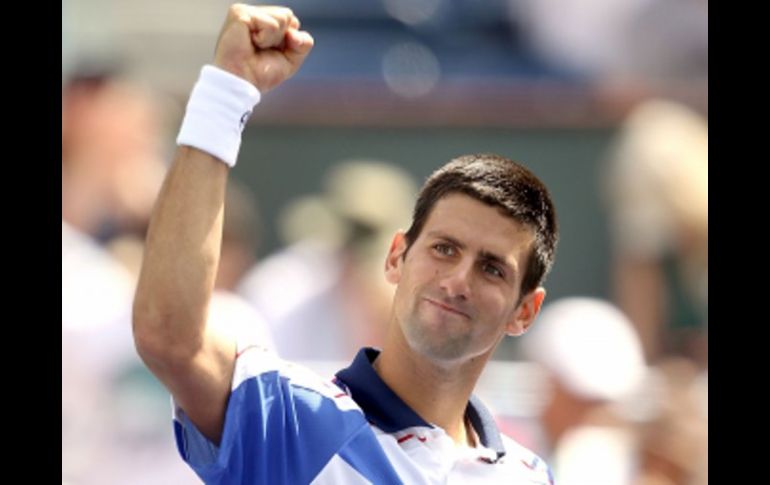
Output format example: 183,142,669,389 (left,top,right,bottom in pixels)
423,297,471,320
